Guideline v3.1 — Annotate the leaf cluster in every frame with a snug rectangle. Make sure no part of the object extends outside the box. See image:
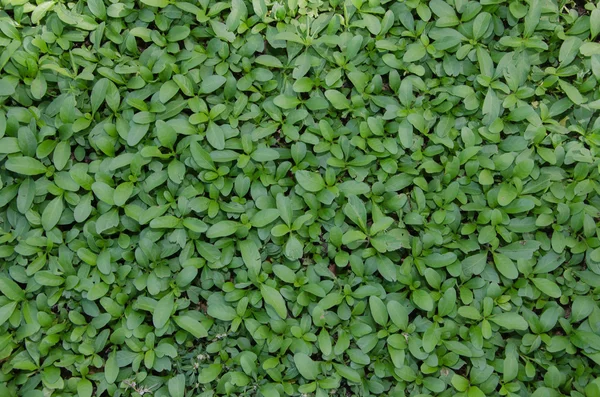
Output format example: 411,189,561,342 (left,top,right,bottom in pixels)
1,0,600,396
